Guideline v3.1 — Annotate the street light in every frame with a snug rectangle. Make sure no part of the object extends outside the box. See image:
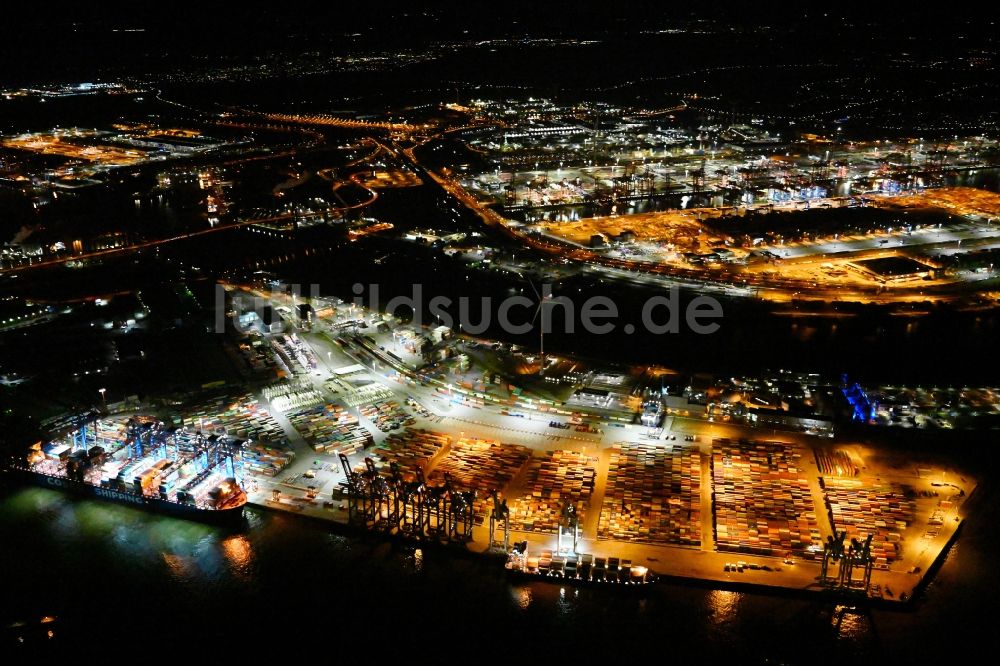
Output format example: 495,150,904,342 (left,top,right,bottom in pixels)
98,387,107,409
